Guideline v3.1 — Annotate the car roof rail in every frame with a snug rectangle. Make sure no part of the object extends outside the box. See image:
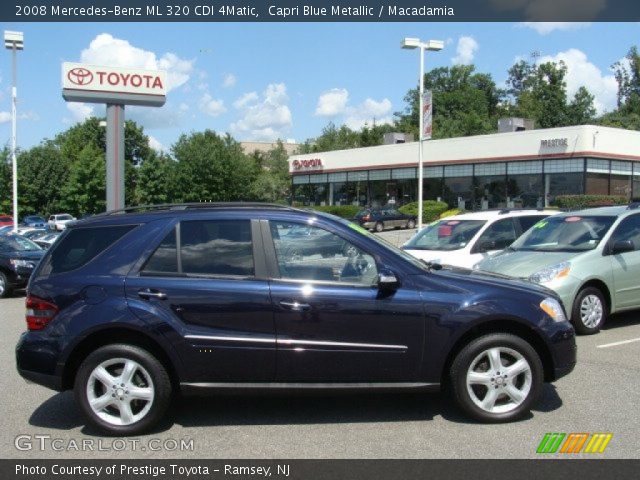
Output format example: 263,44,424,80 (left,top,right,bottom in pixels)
496,207,549,215
94,202,296,217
